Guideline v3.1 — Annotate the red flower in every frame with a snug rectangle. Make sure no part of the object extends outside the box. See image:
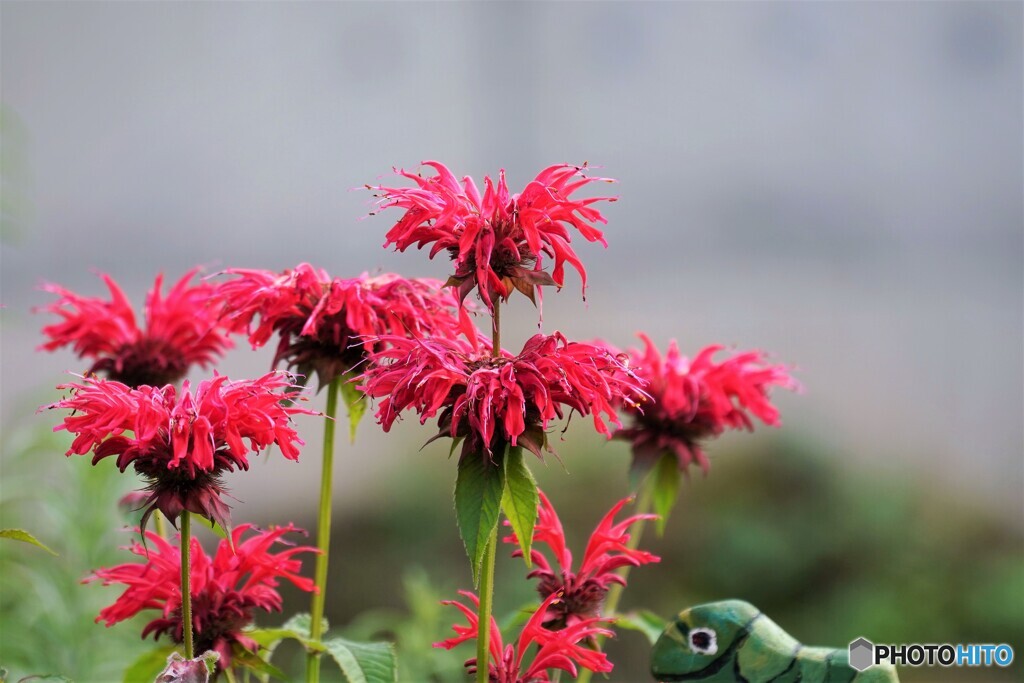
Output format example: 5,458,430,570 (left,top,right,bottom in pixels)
358,332,646,459
503,491,659,629
38,270,231,388
613,334,797,474
86,524,317,669
48,372,311,530
213,264,472,389
371,161,616,310
434,590,614,682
